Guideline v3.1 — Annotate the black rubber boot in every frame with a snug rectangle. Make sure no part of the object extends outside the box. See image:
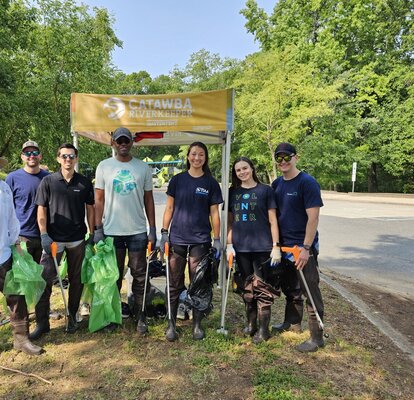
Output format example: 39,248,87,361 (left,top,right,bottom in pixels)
272,299,303,333
192,309,205,340
136,311,148,335
65,314,78,334
29,303,50,341
295,318,324,353
165,302,179,342
13,321,43,355
243,301,257,337
253,308,271,344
